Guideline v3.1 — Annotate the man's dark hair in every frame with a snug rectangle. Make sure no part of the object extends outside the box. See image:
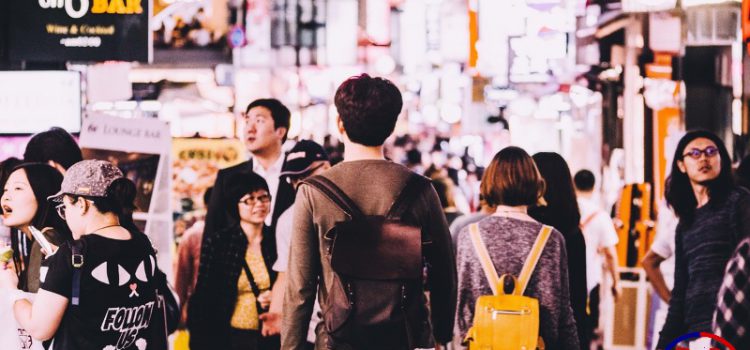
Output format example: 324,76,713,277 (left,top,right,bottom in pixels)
245,99,291,142
666,130,733,223
334,74,403,146
574,169,596,192
23,127,83,170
